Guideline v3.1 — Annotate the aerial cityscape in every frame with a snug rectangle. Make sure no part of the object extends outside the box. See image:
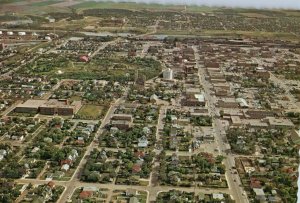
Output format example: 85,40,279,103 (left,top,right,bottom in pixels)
0,0,299,203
